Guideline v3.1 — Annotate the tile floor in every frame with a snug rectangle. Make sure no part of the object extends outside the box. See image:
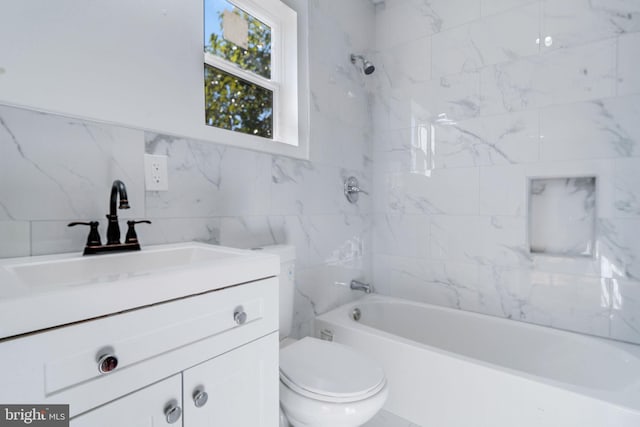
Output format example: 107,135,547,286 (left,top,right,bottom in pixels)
364,410,421,427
